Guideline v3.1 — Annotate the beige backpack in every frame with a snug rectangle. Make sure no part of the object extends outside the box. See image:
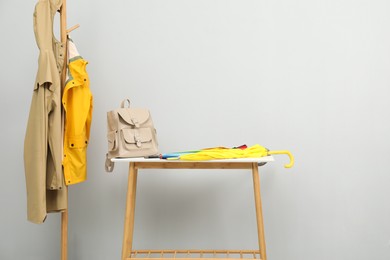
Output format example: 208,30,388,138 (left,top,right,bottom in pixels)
105,99,158,172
